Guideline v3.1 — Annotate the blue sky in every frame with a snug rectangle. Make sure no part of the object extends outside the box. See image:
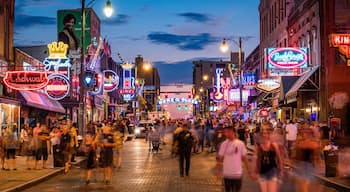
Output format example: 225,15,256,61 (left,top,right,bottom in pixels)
14,0,260,84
